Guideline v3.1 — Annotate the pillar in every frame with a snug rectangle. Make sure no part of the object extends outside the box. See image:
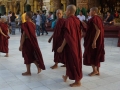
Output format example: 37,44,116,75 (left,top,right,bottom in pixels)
34,0,37,13
9,2,12,11
50,0,61,12
6,6,8,14
31,5,34,11
20,2,23,14
14,6,16,13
